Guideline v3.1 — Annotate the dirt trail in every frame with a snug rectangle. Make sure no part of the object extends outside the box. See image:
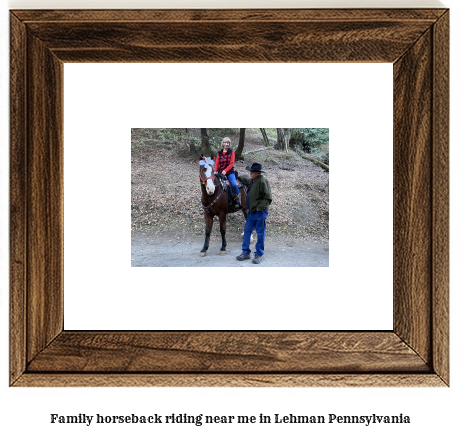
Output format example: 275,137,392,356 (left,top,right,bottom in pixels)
131,230,329,267
131,129,329,267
